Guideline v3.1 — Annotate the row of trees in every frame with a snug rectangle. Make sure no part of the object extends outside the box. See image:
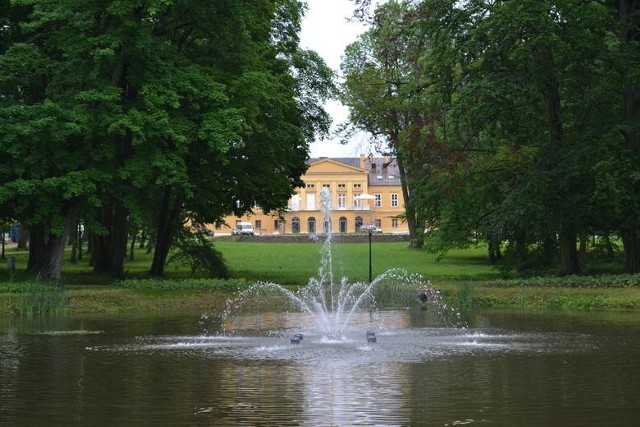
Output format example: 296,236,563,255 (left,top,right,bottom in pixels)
0,0,334,280
342,0,640,275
